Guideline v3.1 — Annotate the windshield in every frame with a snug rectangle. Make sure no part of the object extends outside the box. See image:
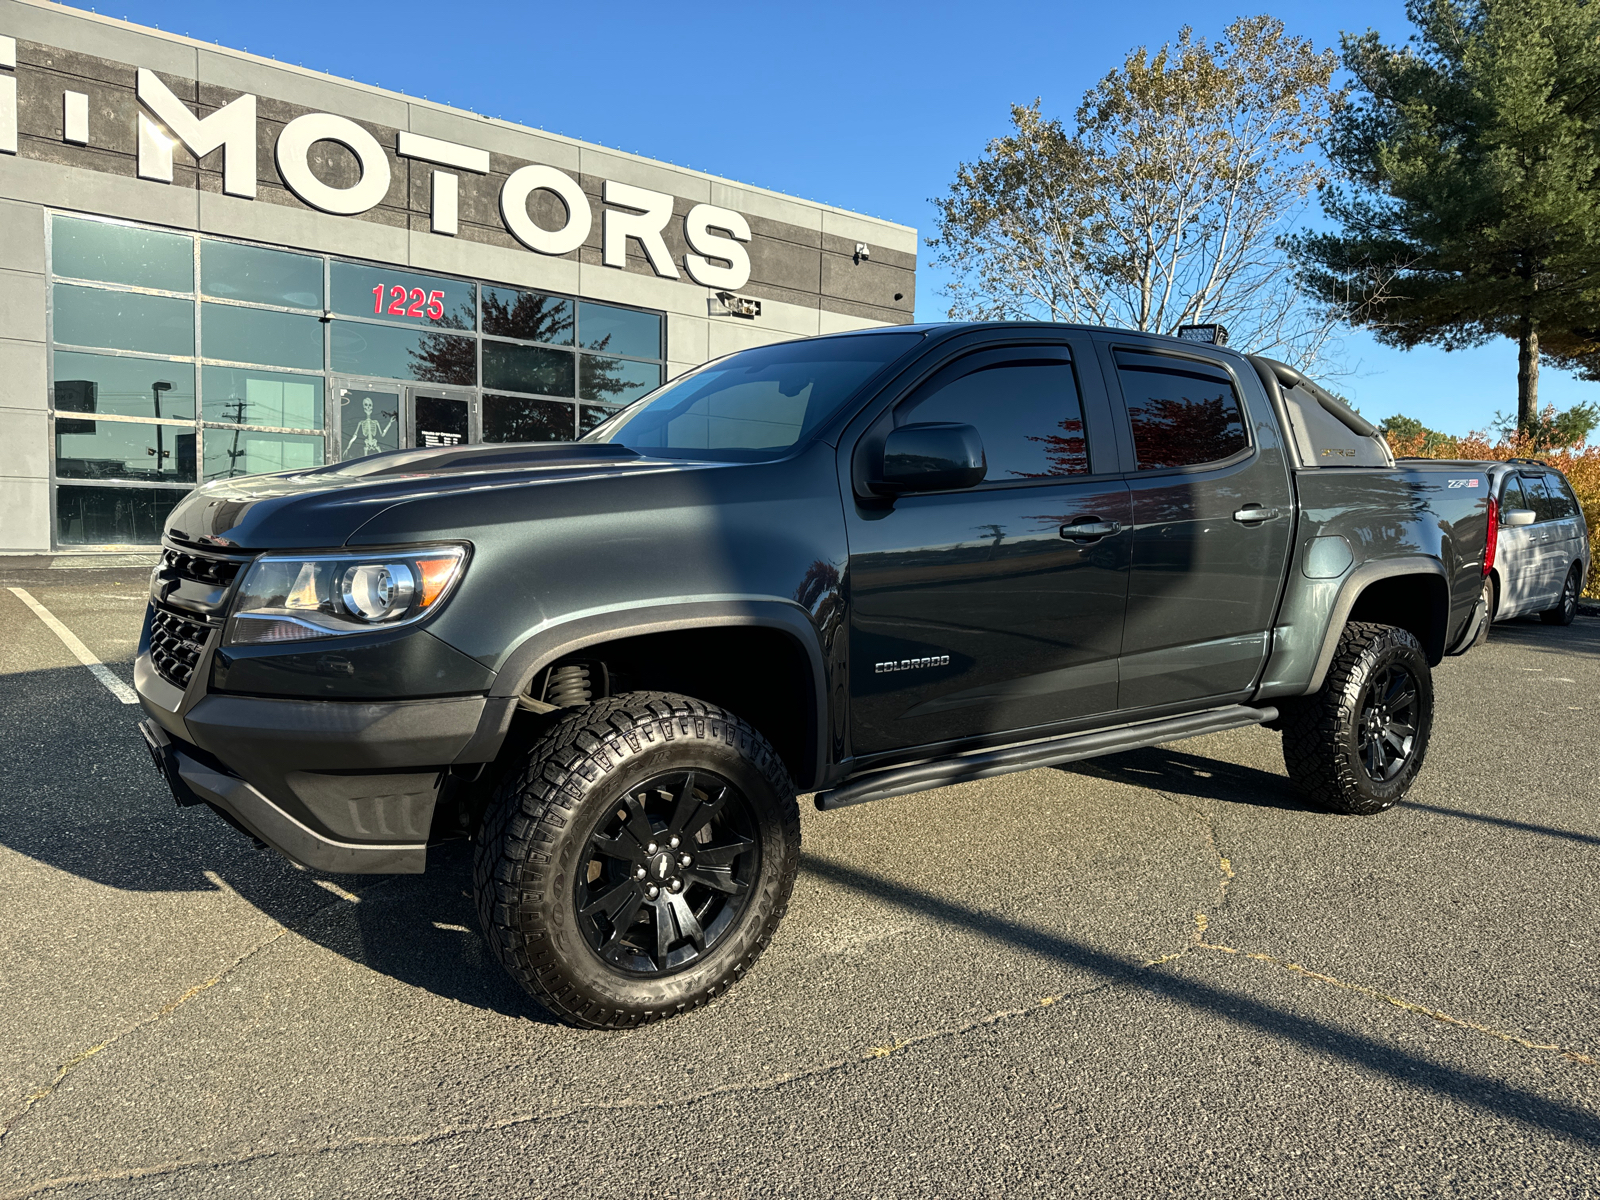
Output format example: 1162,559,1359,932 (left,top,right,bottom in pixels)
582,332,923,460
